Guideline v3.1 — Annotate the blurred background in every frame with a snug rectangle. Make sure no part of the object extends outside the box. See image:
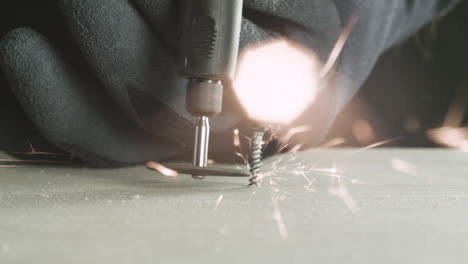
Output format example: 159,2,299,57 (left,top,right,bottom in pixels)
326,1,468,147
1,0,468,153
